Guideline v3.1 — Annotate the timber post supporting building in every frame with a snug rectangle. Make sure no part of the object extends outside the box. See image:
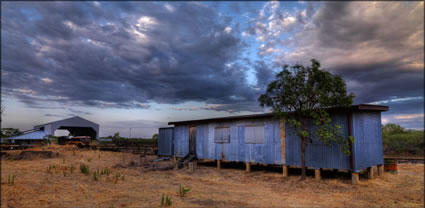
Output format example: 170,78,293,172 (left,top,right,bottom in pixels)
158,104,388,184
